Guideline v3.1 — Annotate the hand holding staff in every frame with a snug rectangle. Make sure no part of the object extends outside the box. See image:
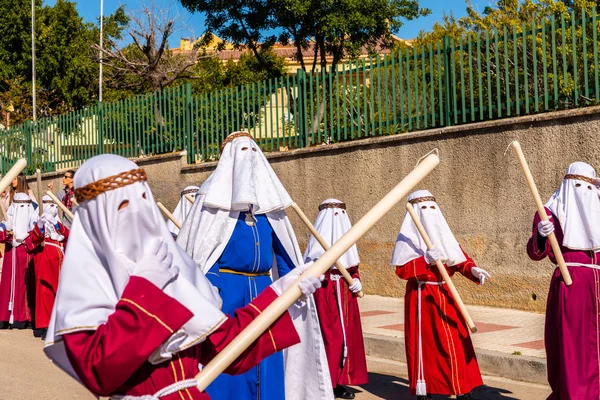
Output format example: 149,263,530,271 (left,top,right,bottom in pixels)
194,152,440,389
405,203,477,333
510,141,572,286
157,202,182,229
289,202,364,298
46,191,74,220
